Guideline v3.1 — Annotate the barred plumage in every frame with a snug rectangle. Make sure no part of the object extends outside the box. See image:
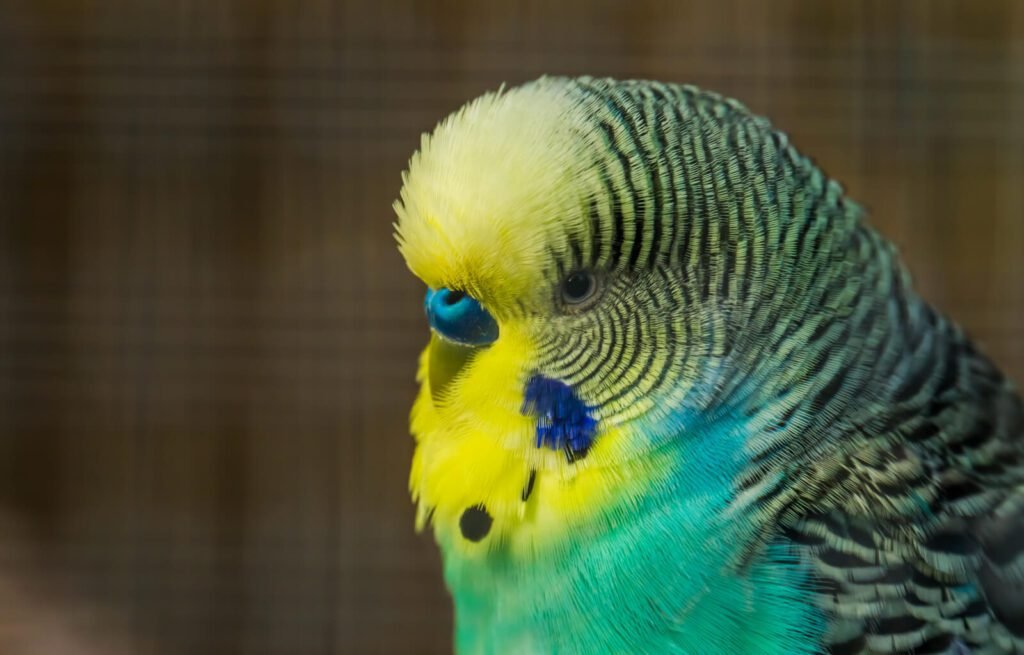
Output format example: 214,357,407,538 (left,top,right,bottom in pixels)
395,76,1023,654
